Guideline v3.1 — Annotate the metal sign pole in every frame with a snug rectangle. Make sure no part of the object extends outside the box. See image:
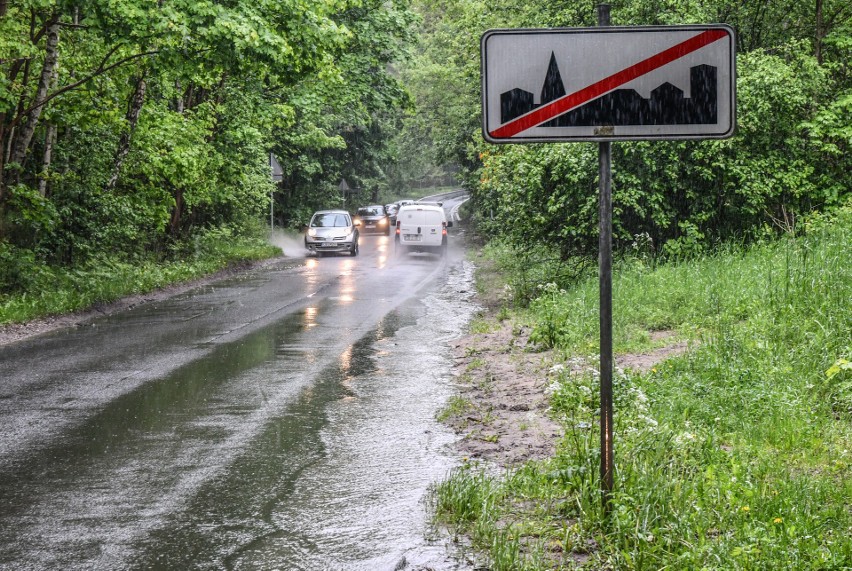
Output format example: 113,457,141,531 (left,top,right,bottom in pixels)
597,2,615,516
